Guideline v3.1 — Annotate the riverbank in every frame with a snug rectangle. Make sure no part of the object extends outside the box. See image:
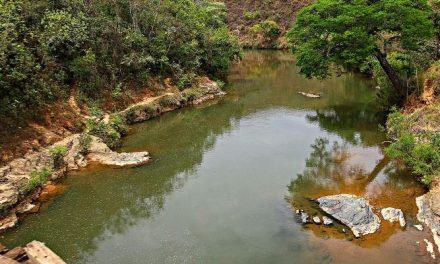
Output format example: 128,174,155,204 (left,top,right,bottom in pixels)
0,77,226,232
383,61,440,256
